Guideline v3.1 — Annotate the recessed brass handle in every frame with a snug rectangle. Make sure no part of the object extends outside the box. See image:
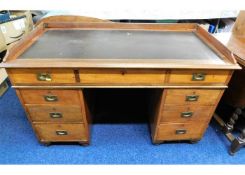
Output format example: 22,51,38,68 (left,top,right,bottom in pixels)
49,112,62,119
192,73,206,81
186,95,199,102
44,95,58,102
176,129,187,135
37,73,52,81
181,111,193,118
56,130,68,136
